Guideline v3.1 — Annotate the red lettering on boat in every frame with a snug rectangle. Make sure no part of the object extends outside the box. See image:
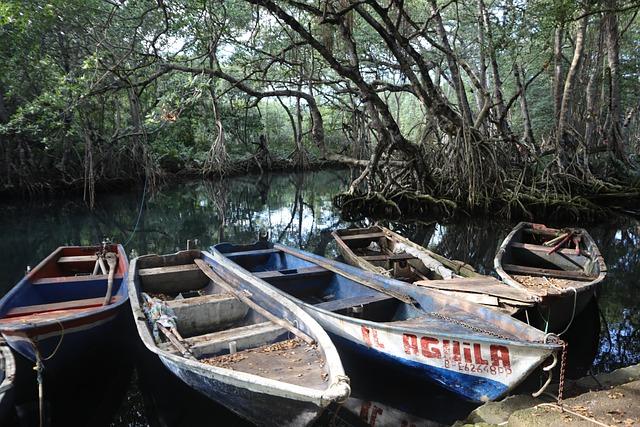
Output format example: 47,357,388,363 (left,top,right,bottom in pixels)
403,334,418,355
372,329,385,348
420,336,441,358
361,326,372,347
474,343,489,365
490,345,511,368
463,342,473,363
